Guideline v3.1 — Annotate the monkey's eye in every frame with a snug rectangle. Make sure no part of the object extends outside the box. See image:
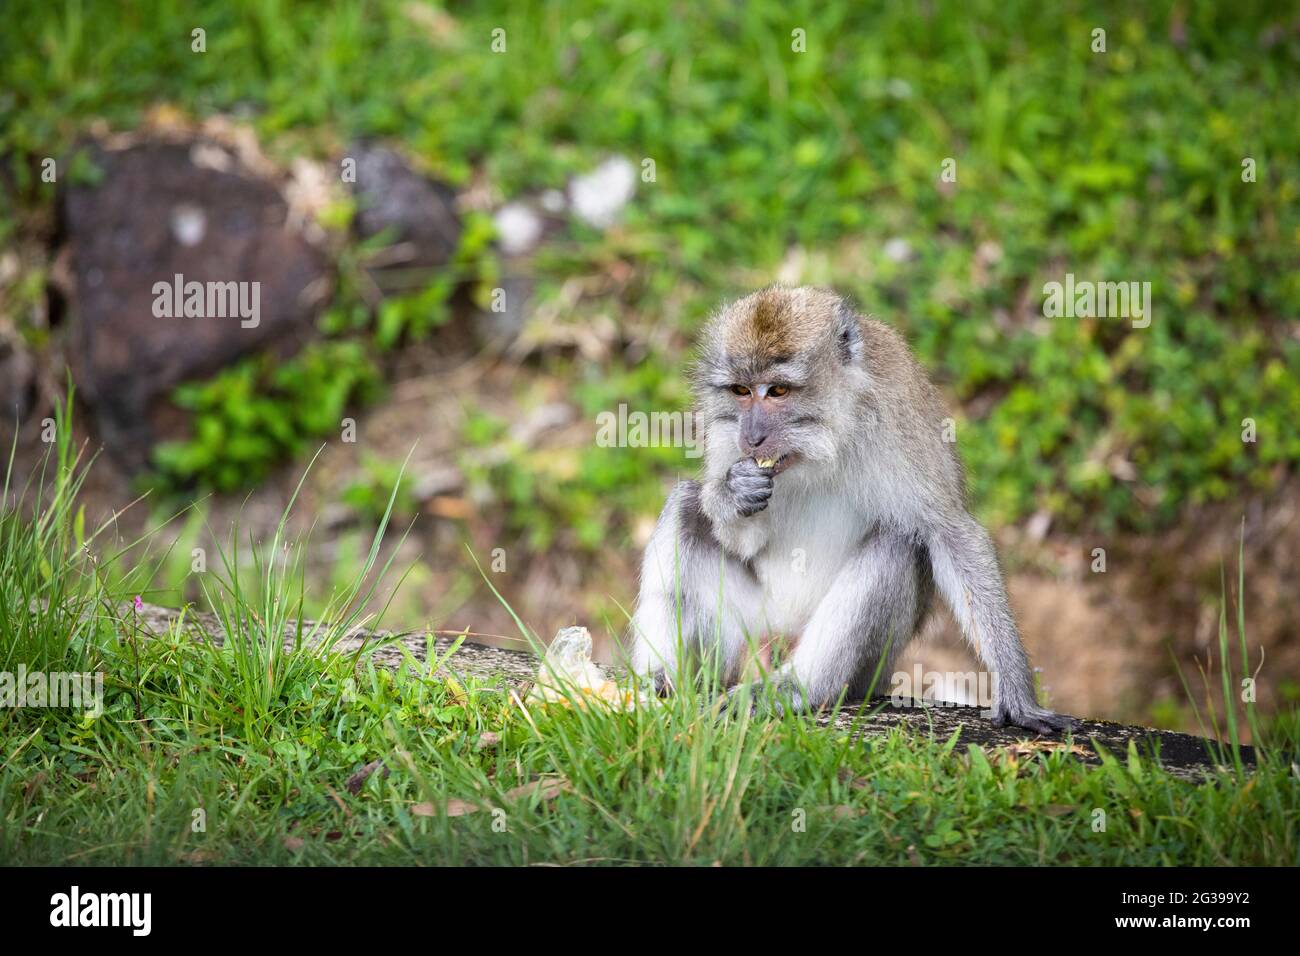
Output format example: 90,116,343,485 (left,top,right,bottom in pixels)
767,384,790,398
729,385,751,397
